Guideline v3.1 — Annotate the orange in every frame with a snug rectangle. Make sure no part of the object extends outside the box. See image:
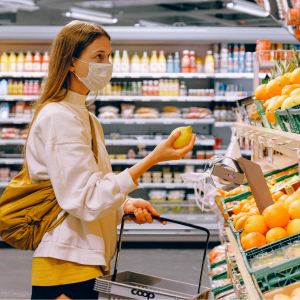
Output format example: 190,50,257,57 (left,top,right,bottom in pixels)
284,72,292,82
241,232,267,250
263,98,272,110
266,101,279,124
263,204,290,228
244,215,269,235
277,194,288,204
287,219,300,235
272,191,285,202
232,212,246,227
284,192,300,211
291,68,300,84
240,231,248,243
266,79,289,98
281,84,300,96
276,95,289,107
291,288,300,298
248,207,260,215
266,227,288,243
290,88,300,96
289,199,300,219
232,204,241,215
255,84,268,101
277,75,291,86
273,294,291,300
235,215,249,231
